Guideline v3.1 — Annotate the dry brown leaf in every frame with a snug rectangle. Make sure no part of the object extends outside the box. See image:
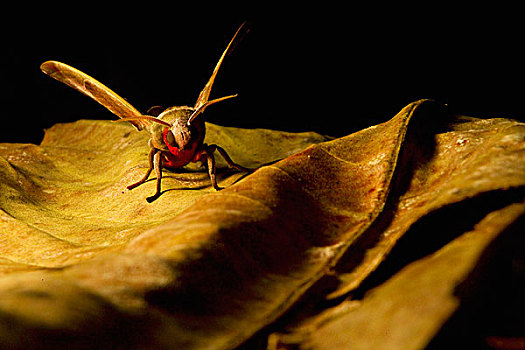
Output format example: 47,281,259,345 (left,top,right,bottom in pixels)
274,203,524,350
0,121,326,271
0,100,523,349
264,101,525,349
